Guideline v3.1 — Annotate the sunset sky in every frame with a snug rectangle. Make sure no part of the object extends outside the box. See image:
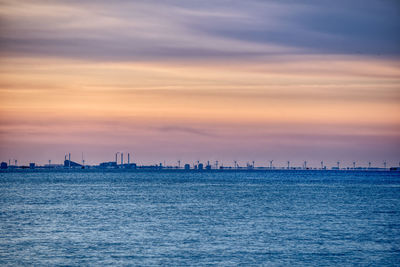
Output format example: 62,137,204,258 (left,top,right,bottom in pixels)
0,0,399,167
